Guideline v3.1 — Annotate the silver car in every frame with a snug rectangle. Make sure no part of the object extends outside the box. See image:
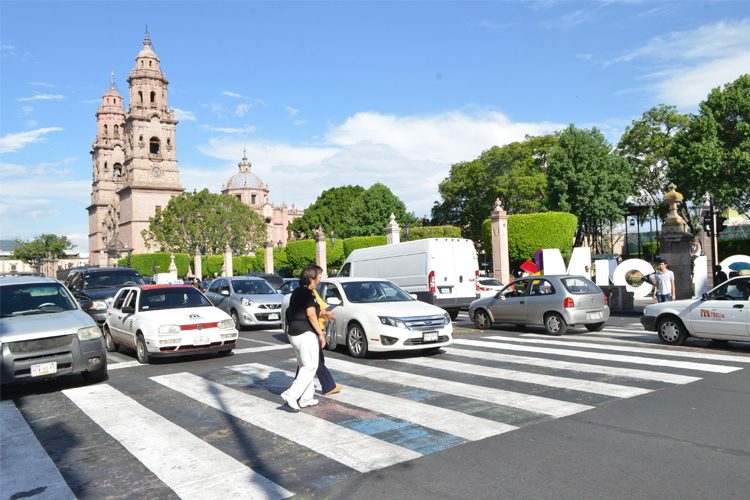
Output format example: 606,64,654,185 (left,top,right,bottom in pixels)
0,276,108,385
204,276,283,329
469,275,609,335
